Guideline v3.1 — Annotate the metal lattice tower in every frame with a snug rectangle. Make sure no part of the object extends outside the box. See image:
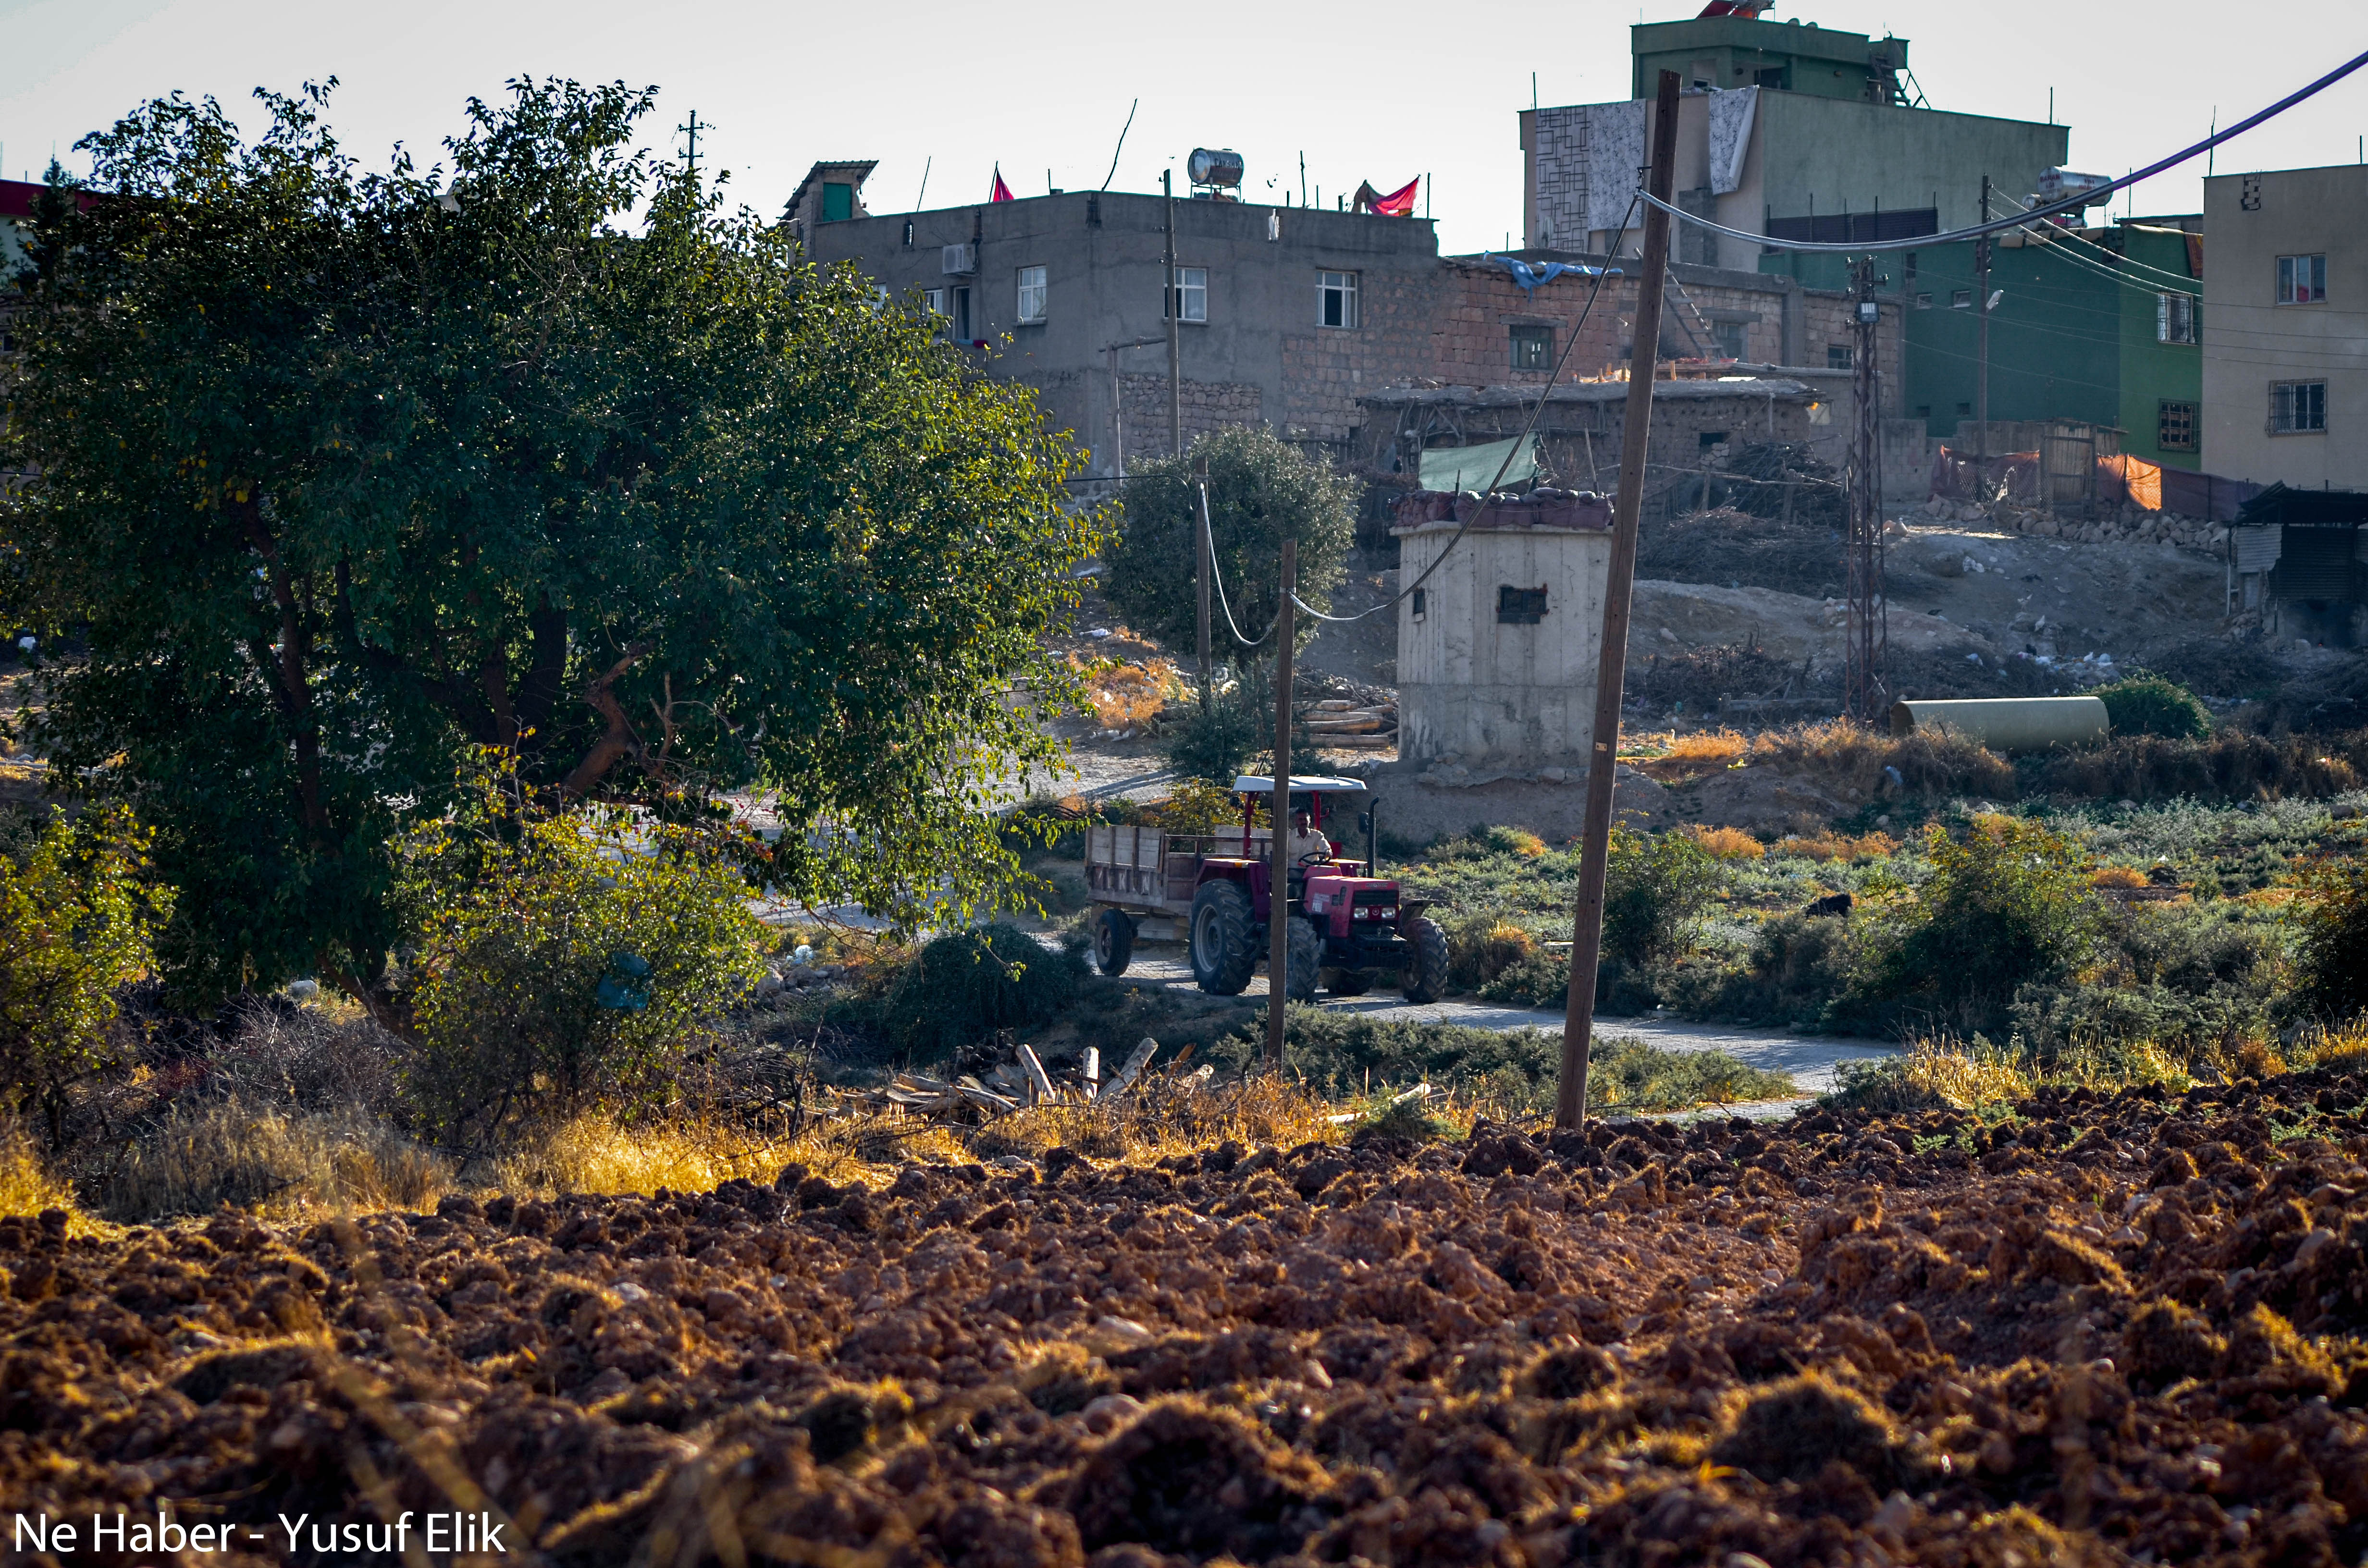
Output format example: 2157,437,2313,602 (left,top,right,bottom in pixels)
1844,257,1889,724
